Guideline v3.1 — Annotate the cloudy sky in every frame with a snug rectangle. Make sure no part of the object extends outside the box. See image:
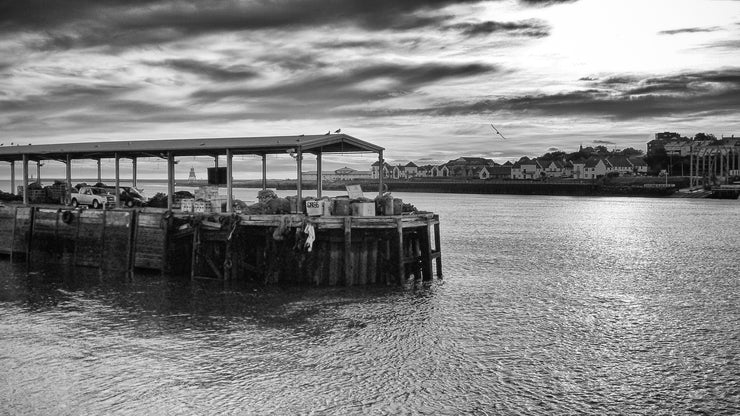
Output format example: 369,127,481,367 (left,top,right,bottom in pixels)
2,0,740,178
